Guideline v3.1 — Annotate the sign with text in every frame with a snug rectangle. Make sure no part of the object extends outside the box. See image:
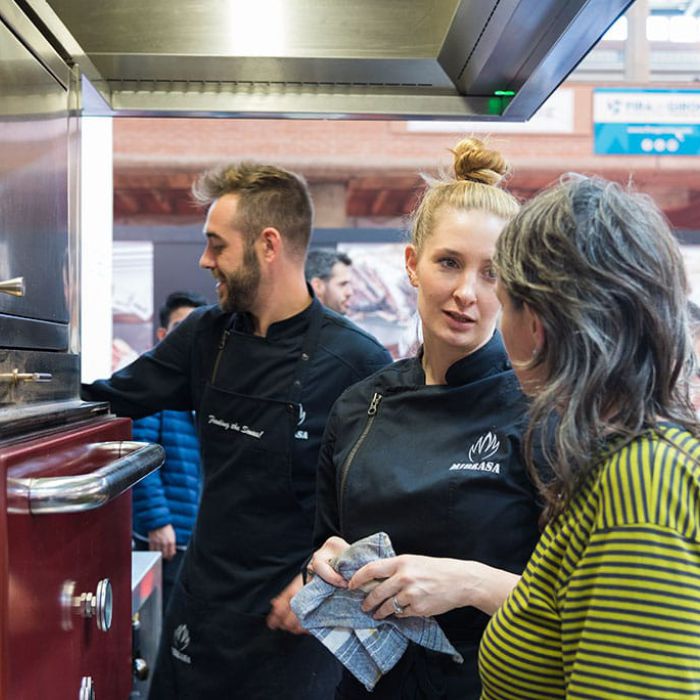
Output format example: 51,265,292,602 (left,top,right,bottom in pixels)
594,88,700,156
